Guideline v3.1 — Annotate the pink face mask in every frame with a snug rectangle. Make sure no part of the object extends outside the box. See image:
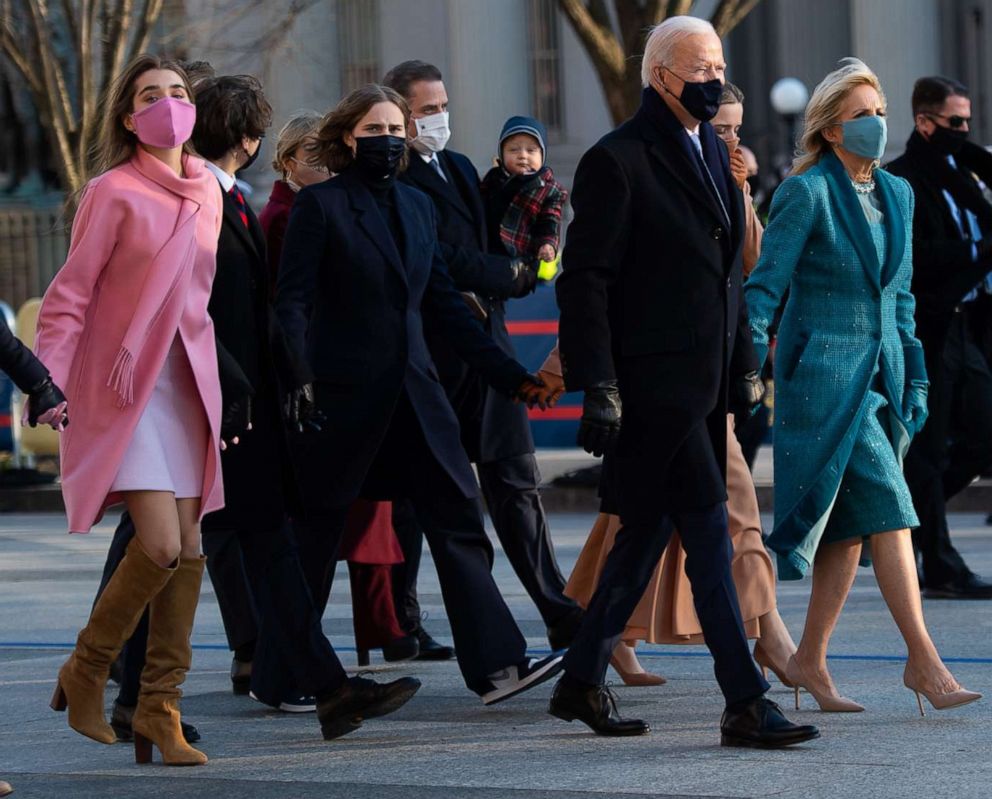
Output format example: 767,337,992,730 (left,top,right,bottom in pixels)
130,96,196,149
